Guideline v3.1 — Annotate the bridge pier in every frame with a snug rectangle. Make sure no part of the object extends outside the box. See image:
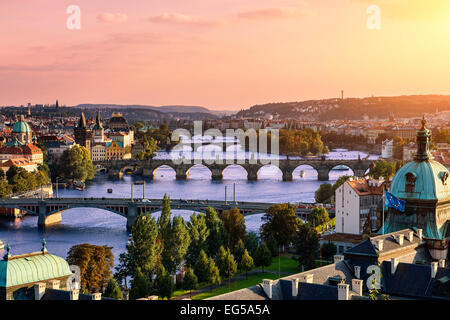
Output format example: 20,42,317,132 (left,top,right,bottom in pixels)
247,170,258,181
142,168,154,179
211,169,223,180
38,204,62,228
317,169,330,181
354,169,367,178
282,169,293,182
